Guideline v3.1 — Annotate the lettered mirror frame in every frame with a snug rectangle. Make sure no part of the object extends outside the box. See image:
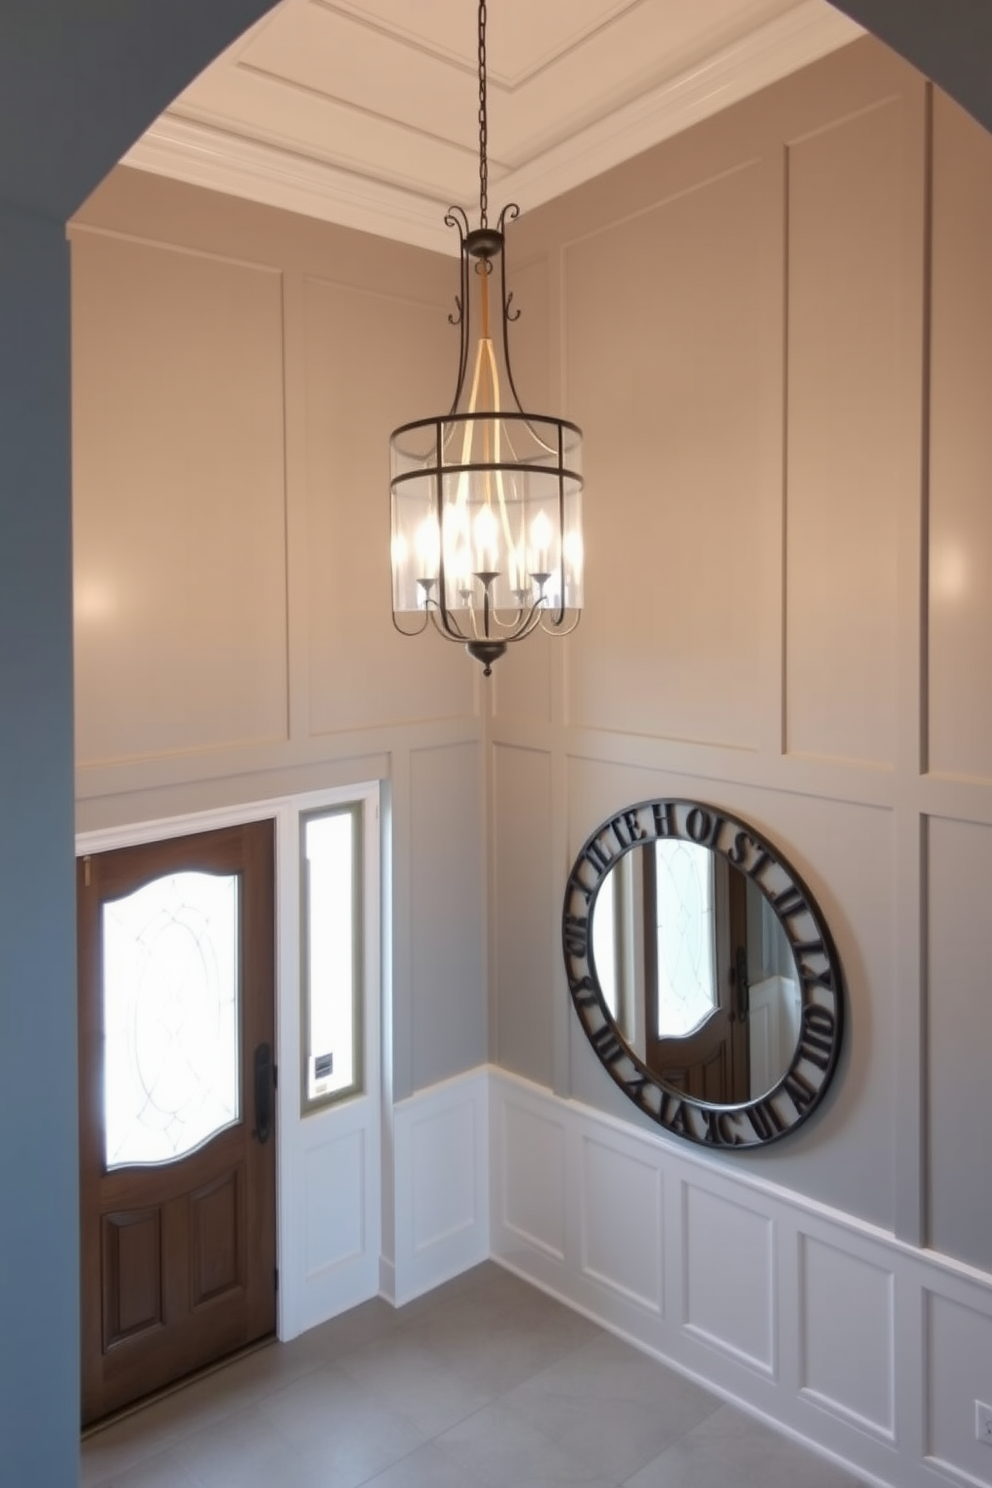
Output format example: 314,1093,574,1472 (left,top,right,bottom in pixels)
562,800,844,1149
